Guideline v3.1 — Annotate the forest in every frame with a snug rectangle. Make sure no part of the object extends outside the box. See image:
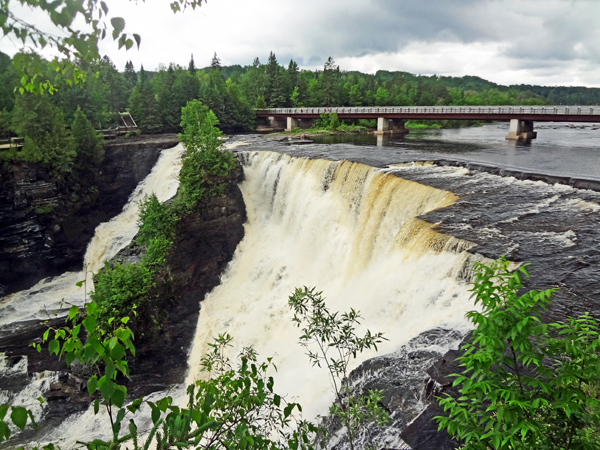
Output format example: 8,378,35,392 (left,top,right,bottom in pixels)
2,50,600,140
